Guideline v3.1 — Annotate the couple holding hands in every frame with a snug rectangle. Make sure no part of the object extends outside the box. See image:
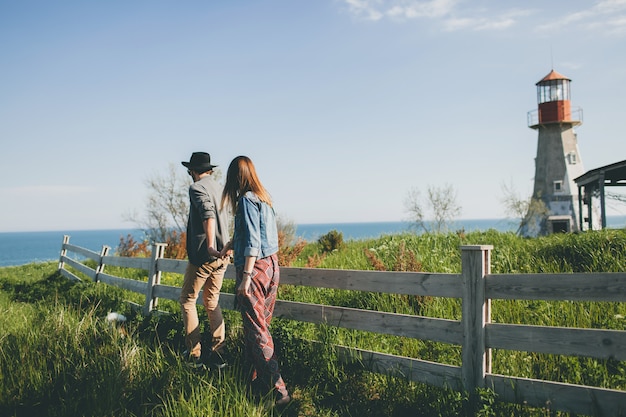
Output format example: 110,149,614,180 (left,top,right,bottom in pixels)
178,152,290,407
